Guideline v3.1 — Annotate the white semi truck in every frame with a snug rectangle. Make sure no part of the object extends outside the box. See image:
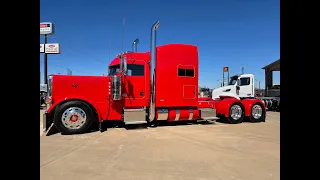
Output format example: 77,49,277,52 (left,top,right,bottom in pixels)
211,74,280,111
